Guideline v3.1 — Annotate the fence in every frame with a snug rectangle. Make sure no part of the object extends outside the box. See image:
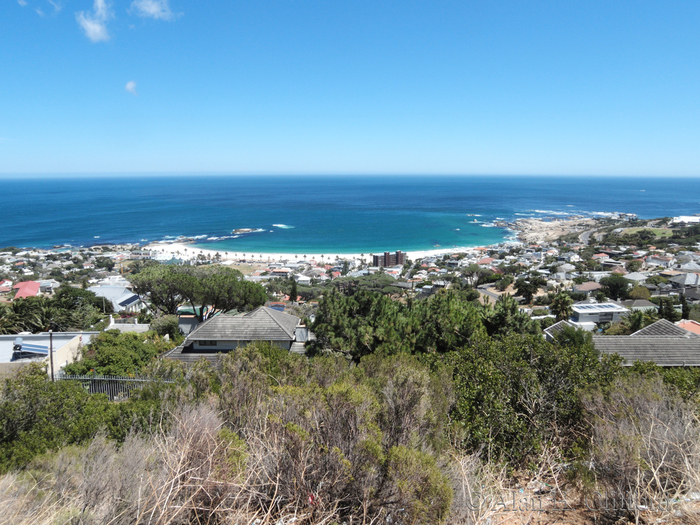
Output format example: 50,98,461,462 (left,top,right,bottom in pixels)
57,374,174,401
